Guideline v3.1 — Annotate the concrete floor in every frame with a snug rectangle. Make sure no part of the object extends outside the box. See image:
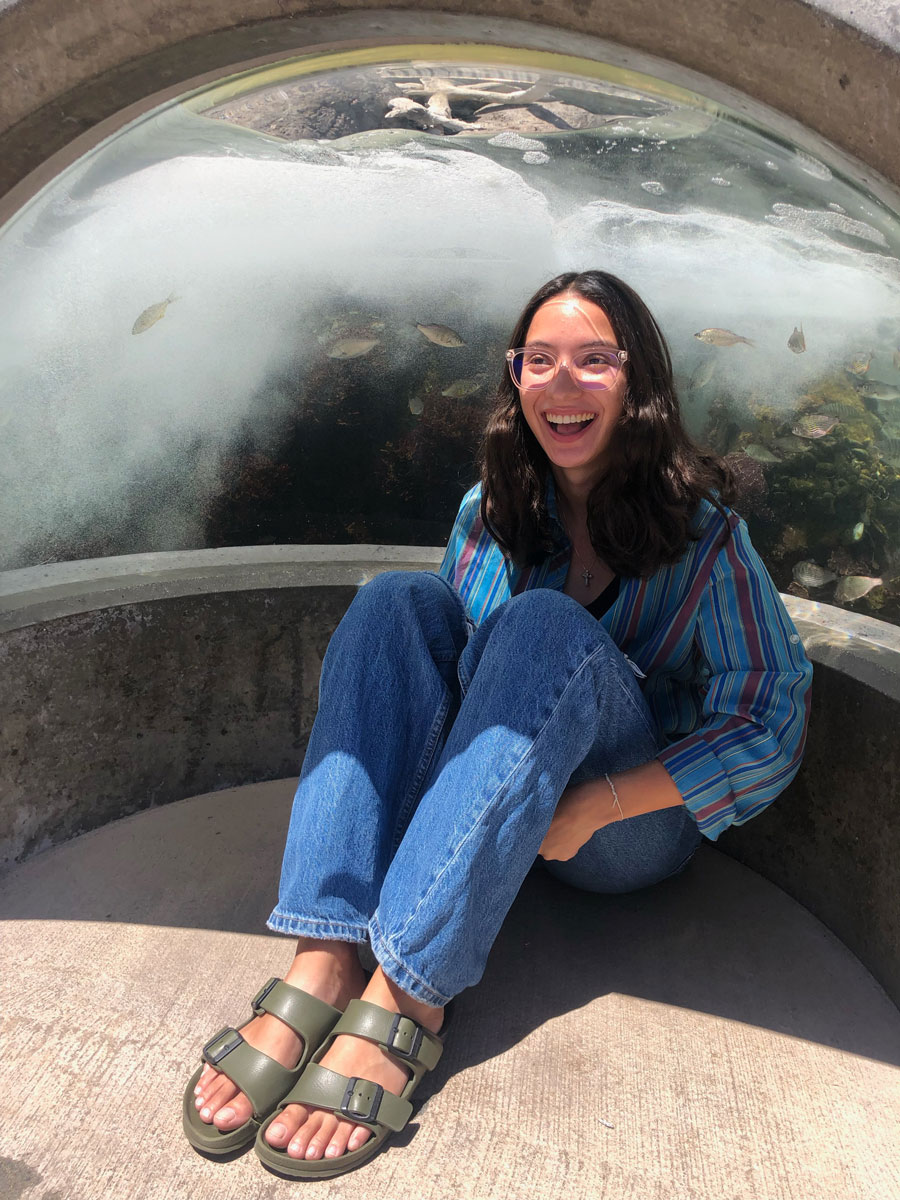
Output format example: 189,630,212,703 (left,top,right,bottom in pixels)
1,779,899,1200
